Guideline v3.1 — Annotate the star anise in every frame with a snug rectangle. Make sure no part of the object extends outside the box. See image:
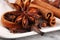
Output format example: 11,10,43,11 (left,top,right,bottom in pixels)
3,0,44,35
15,0,42,33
